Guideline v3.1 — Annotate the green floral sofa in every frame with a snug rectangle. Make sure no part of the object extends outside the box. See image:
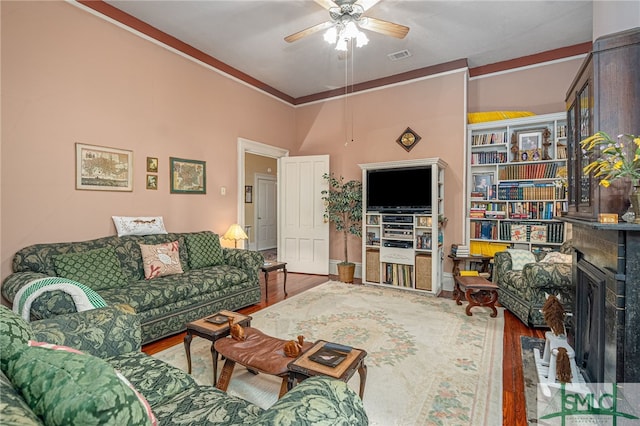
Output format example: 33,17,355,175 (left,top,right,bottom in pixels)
0,304,368,425
1,231,263,344
493,247,575,327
